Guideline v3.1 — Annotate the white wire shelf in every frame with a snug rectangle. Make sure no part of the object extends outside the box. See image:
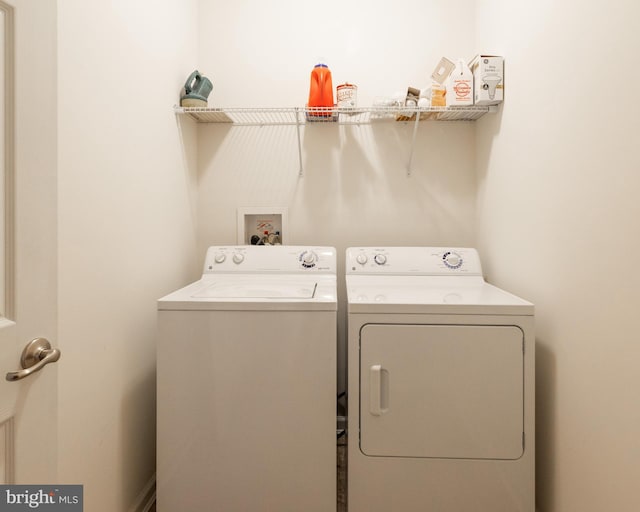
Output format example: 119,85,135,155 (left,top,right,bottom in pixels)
174,104,497,176
173,105,492,125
